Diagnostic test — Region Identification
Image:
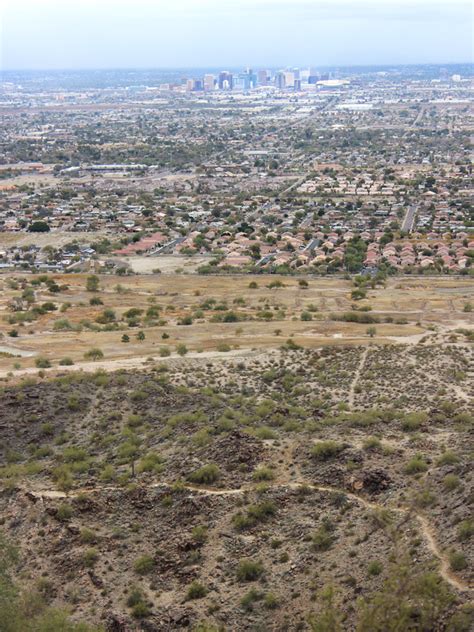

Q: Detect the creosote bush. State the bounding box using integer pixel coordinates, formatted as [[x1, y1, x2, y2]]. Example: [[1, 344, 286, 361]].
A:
[[236, 559, 264, 582], [188, 463, 220, 485]]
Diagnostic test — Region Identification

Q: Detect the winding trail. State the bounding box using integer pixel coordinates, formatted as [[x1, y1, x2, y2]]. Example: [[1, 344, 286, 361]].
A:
[[348, 347, 369, 410], [25, 476, 471, 594]]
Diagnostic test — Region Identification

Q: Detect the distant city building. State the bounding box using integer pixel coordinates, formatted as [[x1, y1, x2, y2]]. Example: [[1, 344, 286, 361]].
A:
[[275, 71, 286, 89], [257, 69, 269, 86], [186, 79, 203, 92], [218, 71, 234, 90], [204, 74, 215, 91], [283, 71, 295, 88]]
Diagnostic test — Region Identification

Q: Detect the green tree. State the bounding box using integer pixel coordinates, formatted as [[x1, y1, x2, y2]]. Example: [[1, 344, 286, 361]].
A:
[[309, 586, 342, 632], [28, 221, 50, 233], [84, 348, 104, 361], [356, 558, 454, 632], [86, 275, 100, 292]]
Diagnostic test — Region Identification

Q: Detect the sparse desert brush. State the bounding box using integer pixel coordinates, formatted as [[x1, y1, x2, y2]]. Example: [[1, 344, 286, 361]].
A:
[[186, 581, 207, 600], [254, 426, 277, 440], [52, 464, 74, 491], [84, 348, 104, 361], [437, 450, 460, 466], [134, 554, 155, 575], [443, 474, 460, 491], [457, 519, 473, 541], [236, 559, 264, 582], [233, 501, 276, 531], [191, 525, 208, 544], [59, 357, 74, 366], [188, 463, 220, 485], [311, 440, 344, 461], [404, 455, 428, 475], [311, 524, 335, 551], [137, 452, 164, 474], [252, 465, 275, 481], [79, 528, 96, 544], [401, 412, 427, 432], [367, 560, 383, 576], [241, 588, 263, 611], [449, 551, 467, 571], [362, 436, 382, 451], [83, 547, 99, 567], [56, 503, 73, 521], [100, 464, 116, 482]]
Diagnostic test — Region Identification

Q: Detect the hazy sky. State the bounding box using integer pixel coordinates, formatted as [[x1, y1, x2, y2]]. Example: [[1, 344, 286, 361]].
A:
[[1, 0, 472, 70]]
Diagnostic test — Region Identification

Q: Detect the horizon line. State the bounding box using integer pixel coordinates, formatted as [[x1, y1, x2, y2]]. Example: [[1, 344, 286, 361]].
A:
[[2, 61, 473, 74]]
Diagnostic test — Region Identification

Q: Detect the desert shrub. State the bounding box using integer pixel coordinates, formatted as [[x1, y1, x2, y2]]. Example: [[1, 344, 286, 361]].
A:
[[233, 501, 277, 531], [79, 528, 96, 544], [311, 441, 344, 461], [264, 592, 280, 609], [67, 396, 80, 411], [188, 463, 220, 485], [191, 525, 208, 544], [311, 524, 335, 551], [176, 344, 188, 356], [56, 503, 73, 521], [449, 551, 467, 571], [59, 357, 74, 366], [308, 586, 342, 631], [443, 474, 460, 491], [414, 488, 437, 508], [62, 446, 88, 462], [134, 555, 155, 575], [362, 437, 381, 451], [241, 588, 262, 611], [404, 455, 428, 474], [401, 412, 427, 432], [367, 560, 383, 576], [437, 450, 459, 466], [84, 348, 104, 361], [137, 452, 163, 474], [53, 318, 74, 331], [356, 559, 454, 631], [457, 520, 473, 541], [100, 464, 116, 482], [254, 426, 277, 440], [83, 548, 99, 567], [35, 357, 51, 369], [252, 466, 275, 481], [186, 581, 207, 600], [236, 559, 264, 582], [52, 464, 73, 491]]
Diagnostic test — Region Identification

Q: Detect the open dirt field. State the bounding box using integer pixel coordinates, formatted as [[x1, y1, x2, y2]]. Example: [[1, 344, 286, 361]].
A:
[[0, 273, 472, 379]]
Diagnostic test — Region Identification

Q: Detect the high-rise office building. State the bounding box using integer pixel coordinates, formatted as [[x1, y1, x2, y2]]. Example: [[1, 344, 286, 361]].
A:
[[239, 68, 257, 90], [218, 71, 234, 90], [204, 74, 215, 91], [258, 70, 269, 86], [283, 71, 295, 88], [275, 71, 286, 89]]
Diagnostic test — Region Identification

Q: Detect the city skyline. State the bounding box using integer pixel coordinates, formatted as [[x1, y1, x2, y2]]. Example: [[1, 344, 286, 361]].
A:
[[1, 0, 472, 70]]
